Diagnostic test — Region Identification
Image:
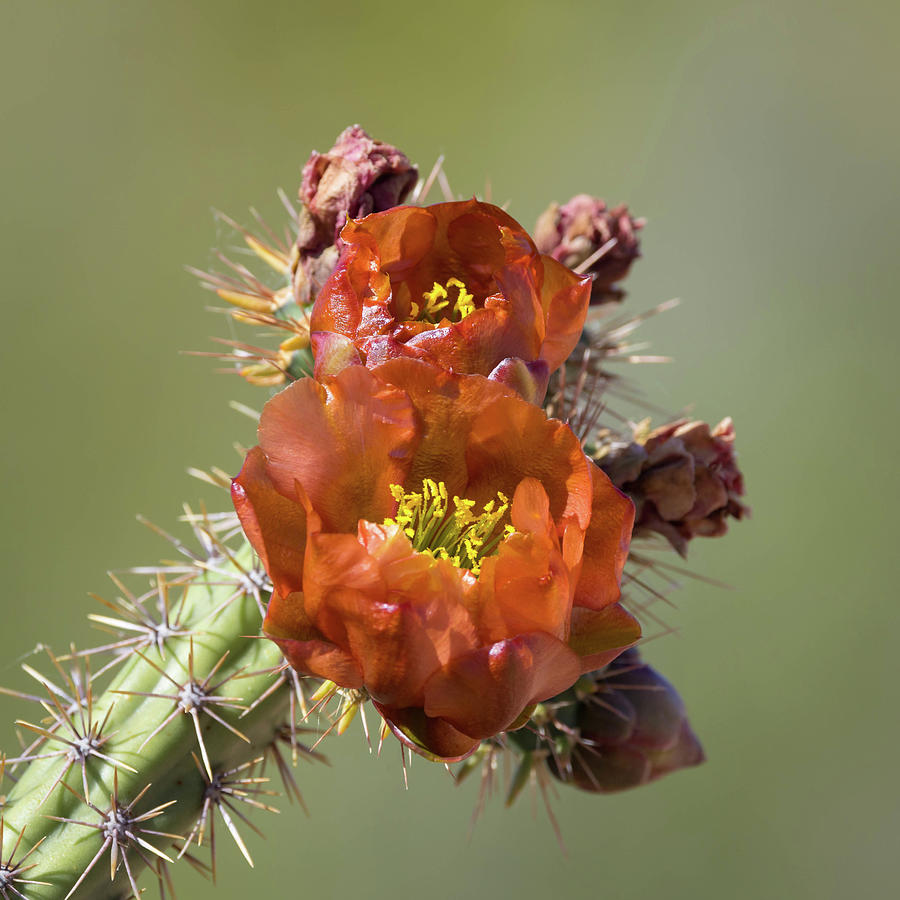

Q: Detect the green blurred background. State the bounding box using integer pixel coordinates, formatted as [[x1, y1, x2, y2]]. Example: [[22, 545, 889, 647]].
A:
[[2, 0, 897, 897]]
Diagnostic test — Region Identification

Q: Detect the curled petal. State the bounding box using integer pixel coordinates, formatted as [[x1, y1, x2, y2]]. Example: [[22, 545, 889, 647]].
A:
[[346, 206, 437, 281], [488, 357, 549, 405], [401, 307, 541, 378], [423, 632, 581, 739], [351, 523, 479, 706], [271, 636, 364, 688], [575, 463, 635, 610], [474, 532, 571, 643], [301, 528, 385, 643], [372, 701, 480, 762], [537, 256, 591, 370], [372, 358, 513, 495], [465, 393, 593, 527], [310, 331, 362, 380], [569, 603, 641, 672], [266, 591, 364, 687], [232, 446, 307, 596]]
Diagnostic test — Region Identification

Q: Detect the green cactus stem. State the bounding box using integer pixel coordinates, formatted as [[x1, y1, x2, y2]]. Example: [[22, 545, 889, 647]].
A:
[[0, 512, 321, 899]]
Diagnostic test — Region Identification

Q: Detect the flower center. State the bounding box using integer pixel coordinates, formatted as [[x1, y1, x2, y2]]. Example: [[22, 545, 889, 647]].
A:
[[384, 478, 514, 574], [408, 278, 475, 324]]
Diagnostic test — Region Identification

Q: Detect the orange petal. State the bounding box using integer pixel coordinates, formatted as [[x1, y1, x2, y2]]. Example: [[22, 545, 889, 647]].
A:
[[232, 446, 307, 596], [487, 357, 549, 404], [469, 479, 572, 642], [465, 392, 594, 528], [575, 463, 635, 610], [401, 307, 541, 377], [345, 205, 437, 275], [301, 529, 385, 642], [309, 238, 381, 336], [475, 531, 572, 643], [264, 589, 318, 642], [258, 367, 418, 533], [372, 701, 480, 762], [310, 331, 362, 379], [343, 598, 466, 709], [569, 603, 641, 672], [537, 255, 591, 372], [371, 358, 510, 495], [263, 590, 364, 686], [351, 522, 480, 707], [423, 632, 581, 739], [509, 476, 554, 538], [271, 636, 363, 688]]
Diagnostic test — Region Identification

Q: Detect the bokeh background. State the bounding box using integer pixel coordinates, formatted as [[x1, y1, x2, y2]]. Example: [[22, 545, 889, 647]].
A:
[[2, 1, 897, 897]]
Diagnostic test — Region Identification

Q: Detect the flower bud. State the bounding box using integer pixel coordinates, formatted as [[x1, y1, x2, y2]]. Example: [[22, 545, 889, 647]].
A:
[[596, 418, 748, 556], [292, 125, 417, 303], [534, 194, 644, 304], [549, 648, 704, 793]]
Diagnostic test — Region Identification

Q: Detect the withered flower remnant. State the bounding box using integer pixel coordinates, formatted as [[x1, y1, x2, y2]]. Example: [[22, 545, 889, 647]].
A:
[[534, 194, 644, 305], [232, 360, 639, 762], [597, 418, 748, 556], [548, 648, 704, 793], [292, 125, 418, 303], [309, 199, 591, 389]]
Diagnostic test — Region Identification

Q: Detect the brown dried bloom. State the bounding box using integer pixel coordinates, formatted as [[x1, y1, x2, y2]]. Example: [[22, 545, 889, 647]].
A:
[[534, 194, 644, 304], [292, 125, 418, 303], [597, 418, 748, 556]]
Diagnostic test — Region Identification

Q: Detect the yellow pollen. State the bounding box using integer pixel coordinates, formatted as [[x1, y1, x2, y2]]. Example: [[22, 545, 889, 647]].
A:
[[384, 480, 514, 574], [411, 278, 476, 324]]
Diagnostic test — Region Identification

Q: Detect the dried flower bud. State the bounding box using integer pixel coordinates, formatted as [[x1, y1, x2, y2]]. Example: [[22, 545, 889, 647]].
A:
[[549, 648, 704, 793], [292, 125, 417, 303], [597, 418, 748, 556], [534, 194, 644, 304]]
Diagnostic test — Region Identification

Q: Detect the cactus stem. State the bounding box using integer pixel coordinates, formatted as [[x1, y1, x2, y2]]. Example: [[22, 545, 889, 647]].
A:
[[0, 508, 317, 897]]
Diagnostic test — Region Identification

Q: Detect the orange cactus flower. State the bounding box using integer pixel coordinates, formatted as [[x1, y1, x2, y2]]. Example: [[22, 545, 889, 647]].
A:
[[308, 199, 591, 394], [232, 360, 638, 761]]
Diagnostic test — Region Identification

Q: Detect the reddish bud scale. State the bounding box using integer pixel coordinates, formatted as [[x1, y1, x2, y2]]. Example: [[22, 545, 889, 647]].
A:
[[534, 194, 644, 305], [598, 418, 748, 556]]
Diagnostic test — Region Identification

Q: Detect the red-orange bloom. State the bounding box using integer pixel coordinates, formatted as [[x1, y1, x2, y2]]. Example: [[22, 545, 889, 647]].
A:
[[232, 360, 638, 761], [309, 200, 591, 390]]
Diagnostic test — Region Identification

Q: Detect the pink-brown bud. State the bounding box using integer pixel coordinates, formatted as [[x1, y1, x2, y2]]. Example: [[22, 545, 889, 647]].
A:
[[550, 648, 704, 793], [597, 418, 748, 556], [534, 194, 644, 304], [292, 125, 418, 303]]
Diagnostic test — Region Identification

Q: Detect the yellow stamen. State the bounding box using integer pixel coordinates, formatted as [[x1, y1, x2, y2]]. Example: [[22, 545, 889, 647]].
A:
[[412, 278, 477, 324], [446, 277, 475, 318], [384, 480, 514, 574]]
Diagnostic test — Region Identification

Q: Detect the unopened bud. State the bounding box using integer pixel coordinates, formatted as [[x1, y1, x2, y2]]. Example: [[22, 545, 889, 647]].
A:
[[549, 648, 704, 793], [534, 194, 644, 304]]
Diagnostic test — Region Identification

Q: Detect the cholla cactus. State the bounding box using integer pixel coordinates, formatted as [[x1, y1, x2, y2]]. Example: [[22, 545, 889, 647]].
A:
[[0, 127, 745, 898]]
